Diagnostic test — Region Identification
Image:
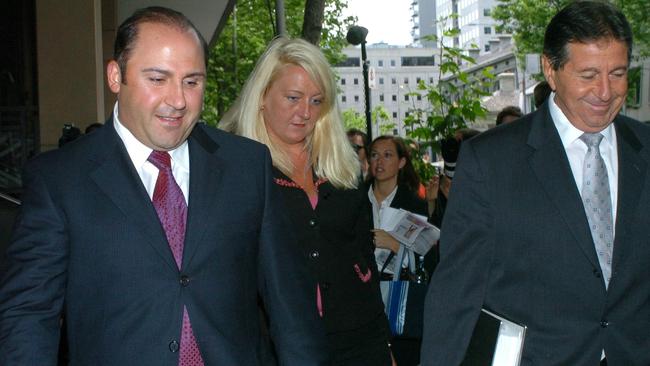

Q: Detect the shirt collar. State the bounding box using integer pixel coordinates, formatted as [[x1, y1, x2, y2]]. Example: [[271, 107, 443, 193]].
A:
[[367, 184, 399, 208], [548, 92, 615, 149], [112, 102, 189, 171]]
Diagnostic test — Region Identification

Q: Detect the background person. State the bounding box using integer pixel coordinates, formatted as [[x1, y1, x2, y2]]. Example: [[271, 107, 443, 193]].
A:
[[366, 135, 432, 366], [0, 7, 327, 365], [347, 128, 369, 179], [223, 37, 392, 366], [421, 2, 650, 365], [534, 80, 553, 109], [495, 105, 523, 126]]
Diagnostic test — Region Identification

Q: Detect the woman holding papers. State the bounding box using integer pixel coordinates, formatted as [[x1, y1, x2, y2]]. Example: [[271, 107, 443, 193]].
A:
[[367, 135, 434, 366], [222, 38, 392, 366]]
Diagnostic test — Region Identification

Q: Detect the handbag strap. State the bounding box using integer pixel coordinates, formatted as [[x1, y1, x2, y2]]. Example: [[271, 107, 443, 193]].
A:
[[388, 246, 417, 281], [380, 252, 396, 275]]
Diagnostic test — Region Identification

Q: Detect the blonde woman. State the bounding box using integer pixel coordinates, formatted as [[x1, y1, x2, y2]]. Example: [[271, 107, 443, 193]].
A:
[[223, 37, 392, 365]]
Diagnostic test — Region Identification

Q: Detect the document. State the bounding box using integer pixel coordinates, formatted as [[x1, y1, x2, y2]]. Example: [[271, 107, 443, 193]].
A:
[[379, 207, 439, 255], [461, 308, 527, 366]]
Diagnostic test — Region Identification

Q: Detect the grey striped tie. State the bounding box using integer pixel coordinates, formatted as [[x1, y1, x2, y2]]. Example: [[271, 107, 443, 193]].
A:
[[580, 133, 613, 288]]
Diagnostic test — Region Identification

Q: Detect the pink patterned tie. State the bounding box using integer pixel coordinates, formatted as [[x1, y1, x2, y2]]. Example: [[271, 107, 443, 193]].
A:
[[148, 151, 204, 366]]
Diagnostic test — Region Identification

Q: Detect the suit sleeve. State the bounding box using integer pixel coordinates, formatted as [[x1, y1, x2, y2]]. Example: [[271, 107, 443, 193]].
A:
[[0, 160, 67, 365], [420, 140, 495, 366], [255, 148, 330, 366]]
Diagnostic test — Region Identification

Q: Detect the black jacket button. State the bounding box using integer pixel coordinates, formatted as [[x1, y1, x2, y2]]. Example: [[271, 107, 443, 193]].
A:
[[593, 269, 602, 278], [600, 320, 609, 328], [169, 340, 179, 352], [308, 218, 318, 227], [309, 250, 320, 259], [321, 282, 330, 290], [180, 275, 190, 287]]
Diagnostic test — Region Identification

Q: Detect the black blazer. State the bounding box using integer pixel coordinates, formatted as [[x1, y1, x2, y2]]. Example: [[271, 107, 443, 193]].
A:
[[421, 104, 650, 365], [273, 169, 390, 349], [0, 119, 329, 365]]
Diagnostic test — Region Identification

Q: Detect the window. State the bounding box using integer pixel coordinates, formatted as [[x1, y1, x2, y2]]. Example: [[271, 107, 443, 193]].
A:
[[429, 77, 434, 84], [416, 77, 421, 83], [379, 94, 384, 102], [483, 8, 491, 16], [341, 95, 347, 103], [391, 77, 397, 85], [354, 78, 359, 85], [378, 60, 384, 67], [403, 77, 409, 84], [417, 95, 422, 101], [484, 27, 492, 35], [392, 95, 397, 102], [485, 44, 490, 52], [334, 57, 360, 67], [404, 95, 409, 101], [341, 78, 346, 85], [390, 60, 396, 67], [379, 77, 384, 85], [401, 56, 436, 66], [392, 112, 398, 119], [354, 95, 360, 102]]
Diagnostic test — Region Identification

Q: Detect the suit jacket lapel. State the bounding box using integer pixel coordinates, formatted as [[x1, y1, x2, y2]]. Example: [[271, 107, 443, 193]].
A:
[[182, 125, 223, 270], [526, 107, 601, 270], [612, 119, 647, 277], [88, 118, 179, 271]]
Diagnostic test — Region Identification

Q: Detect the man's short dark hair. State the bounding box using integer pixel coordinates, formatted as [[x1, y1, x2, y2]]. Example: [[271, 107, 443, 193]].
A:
[[496, 106, 523, 125], [533, 81, 552, 108], [346, 128, 368, 144], [543, 1, 632, 70], [113, 6, 209, 83]]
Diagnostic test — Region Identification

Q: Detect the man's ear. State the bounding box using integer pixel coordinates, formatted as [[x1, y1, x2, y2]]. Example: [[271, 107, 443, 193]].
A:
[[107, 60, 122, 93], [541, 55, 556, 92]]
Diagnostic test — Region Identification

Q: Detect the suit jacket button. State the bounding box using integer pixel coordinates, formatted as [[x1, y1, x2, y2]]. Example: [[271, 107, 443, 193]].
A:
[[309, 218, 318, 227], [593, 269, 602, 278], [600, 320, 609, 328], [309, 250, 320, 259], [321, 282, 330, 290], [169, 340, 179, 353], [180, 275, 190, 287]]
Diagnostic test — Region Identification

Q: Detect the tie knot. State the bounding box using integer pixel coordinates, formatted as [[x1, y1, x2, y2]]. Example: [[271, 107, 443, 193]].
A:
[[580, 133, 604, 148], [148, 150, 172, 170]]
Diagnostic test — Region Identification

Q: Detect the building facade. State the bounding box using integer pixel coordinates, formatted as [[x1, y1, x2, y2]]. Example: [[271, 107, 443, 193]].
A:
[[411, 0, 437, 47], [436, 0, 502, 54], [335, 44, 438, 137]]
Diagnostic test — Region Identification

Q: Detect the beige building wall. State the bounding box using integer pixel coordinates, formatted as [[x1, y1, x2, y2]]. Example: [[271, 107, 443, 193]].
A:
[[36, 0, 109, 150], [34, 0, 232, 151]]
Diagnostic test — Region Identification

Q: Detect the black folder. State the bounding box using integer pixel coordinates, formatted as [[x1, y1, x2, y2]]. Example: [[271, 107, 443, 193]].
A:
[[461, 308, 526, 366]]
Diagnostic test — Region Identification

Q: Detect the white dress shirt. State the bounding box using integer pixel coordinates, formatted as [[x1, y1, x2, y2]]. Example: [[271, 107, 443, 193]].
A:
[[368, 185, 406, 274], [112, 103, 190, 204], [549, 93, 618, 228]]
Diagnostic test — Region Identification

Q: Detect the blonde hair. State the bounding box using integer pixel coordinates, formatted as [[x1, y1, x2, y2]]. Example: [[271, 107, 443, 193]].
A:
[[221, 37, 359, 189]]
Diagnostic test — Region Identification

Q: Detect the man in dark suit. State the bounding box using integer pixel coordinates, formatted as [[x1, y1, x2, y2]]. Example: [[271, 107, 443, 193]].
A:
[[421, 2, 650, 365], [0, 7, 328, 365]]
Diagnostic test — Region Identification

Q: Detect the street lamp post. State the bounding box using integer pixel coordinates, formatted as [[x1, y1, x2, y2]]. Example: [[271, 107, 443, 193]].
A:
[[346, 26, 372, 141]]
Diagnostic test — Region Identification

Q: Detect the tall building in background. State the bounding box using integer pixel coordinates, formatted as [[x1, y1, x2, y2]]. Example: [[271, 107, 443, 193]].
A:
[[411, 0, 436, 47], [335, 44, 438, 137], [436, 0, 501, 54]]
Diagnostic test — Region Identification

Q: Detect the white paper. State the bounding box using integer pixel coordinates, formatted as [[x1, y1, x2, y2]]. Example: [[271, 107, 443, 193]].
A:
[[379, 207, 439, 255]]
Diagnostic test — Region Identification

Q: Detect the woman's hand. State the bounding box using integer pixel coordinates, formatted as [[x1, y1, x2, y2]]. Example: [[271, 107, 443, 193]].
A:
[[425, 175, 440, 202], [372, 229, 401, 253]]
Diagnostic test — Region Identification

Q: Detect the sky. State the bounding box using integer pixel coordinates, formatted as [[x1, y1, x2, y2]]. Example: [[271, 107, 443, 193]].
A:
[[343, 0, 413, 46]]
